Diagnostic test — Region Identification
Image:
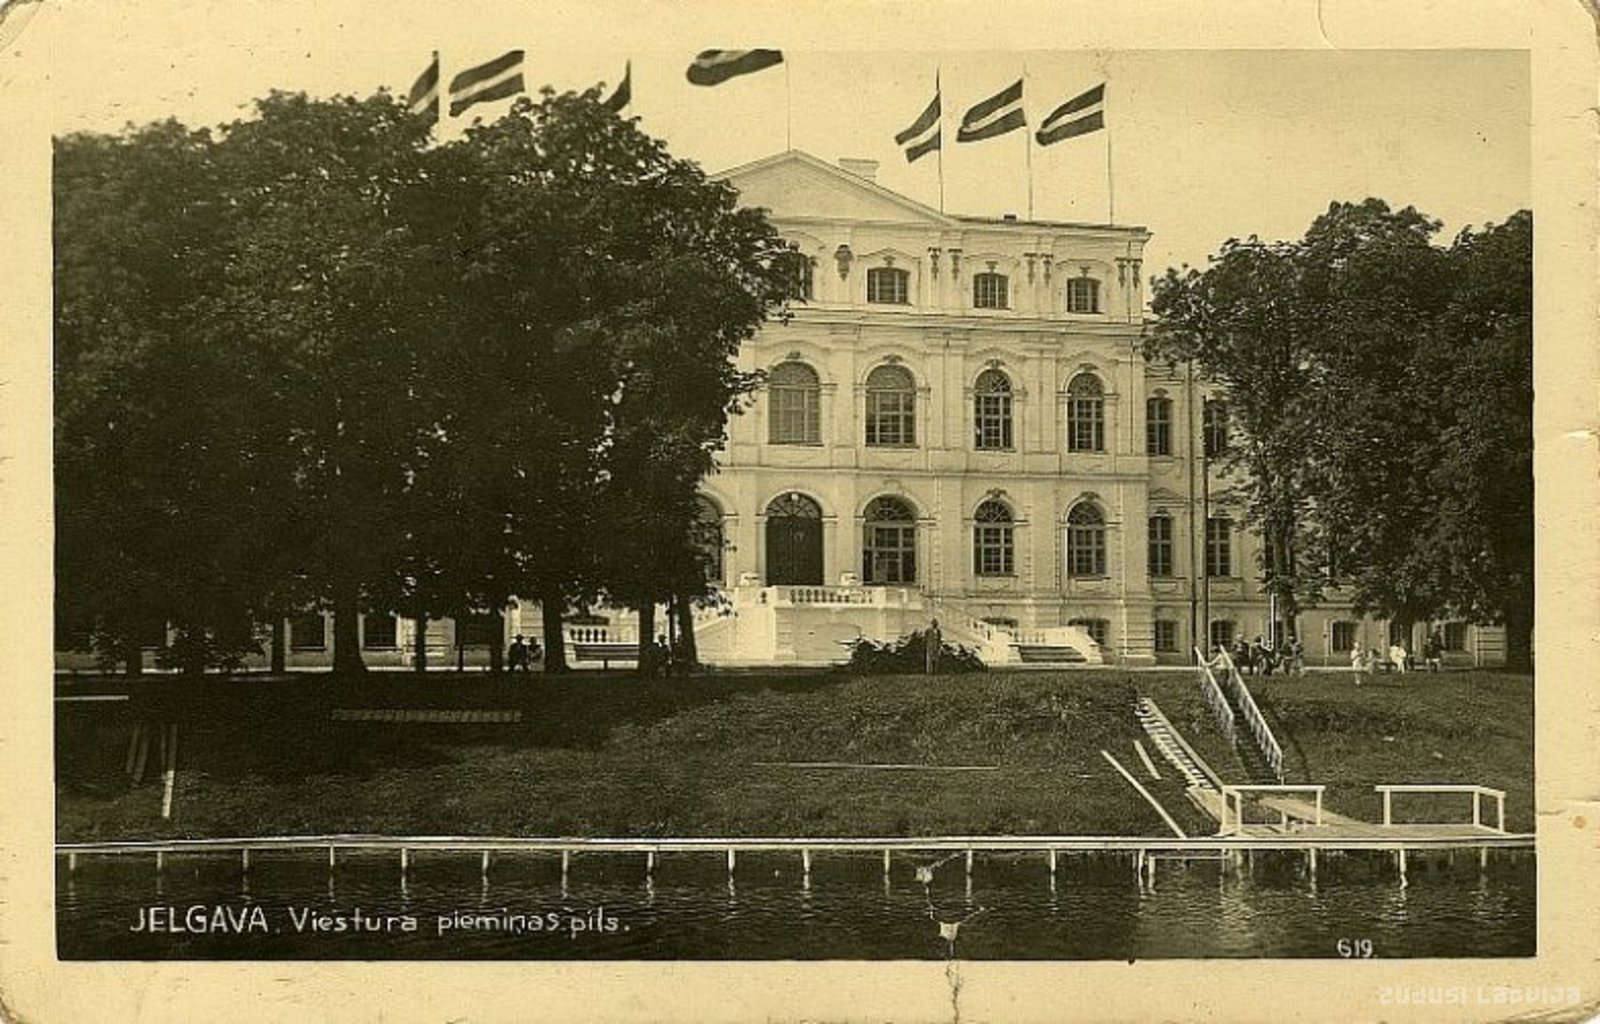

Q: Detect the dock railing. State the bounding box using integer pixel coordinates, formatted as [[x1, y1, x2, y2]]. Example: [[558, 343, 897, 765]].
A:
[[1215, 648, 1285, 781], [1193, 647, 1236, 743], [1218, 784, 1326, 835], [1375, 784, 1507, 833]]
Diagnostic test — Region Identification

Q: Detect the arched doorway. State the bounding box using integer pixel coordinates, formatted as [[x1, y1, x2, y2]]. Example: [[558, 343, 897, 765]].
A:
[[765, 492, 823, 585]]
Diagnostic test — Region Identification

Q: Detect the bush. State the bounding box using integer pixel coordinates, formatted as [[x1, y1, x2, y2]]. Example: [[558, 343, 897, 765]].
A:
[[845, 628, 986, 675]]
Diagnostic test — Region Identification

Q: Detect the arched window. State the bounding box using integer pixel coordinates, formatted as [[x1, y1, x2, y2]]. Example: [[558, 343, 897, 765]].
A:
[[768, 361, 821, 445], [973, 369, 1013, 450], [1147, 512, 1174, 577], [973, 500, 1015, 576], [865, 365, 916, 447], [1146, 396, 1172, 455], [867, 266, 911, 304], [694, 496, 726, 584], [1065, 276, 1101, 314], [862, 496, 917, 584], [1066, 373, 1105, 452], [973, 271, 1009, 309], [1067, 503, 1106, 577]]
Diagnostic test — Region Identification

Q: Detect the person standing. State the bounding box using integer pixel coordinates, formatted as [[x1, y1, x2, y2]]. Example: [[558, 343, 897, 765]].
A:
[[1350, 644, 1367, 686], [925, 618, 942, 675], [508, 635, 529, 674], [1389, 640, 1408, 675], [1424, 630, 1444, 672]]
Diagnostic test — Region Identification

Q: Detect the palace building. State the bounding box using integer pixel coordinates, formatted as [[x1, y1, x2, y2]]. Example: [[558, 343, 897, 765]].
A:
[[681, 150, 1506, 668], [57, 150, 1506, 673]]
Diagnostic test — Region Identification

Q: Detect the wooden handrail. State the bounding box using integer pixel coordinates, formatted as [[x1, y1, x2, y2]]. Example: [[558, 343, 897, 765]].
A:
[[1213, 648, 1285, 781], [1193, 647, 1236, 742]]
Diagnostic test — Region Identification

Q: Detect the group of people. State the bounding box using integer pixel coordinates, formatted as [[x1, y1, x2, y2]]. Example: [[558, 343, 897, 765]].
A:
[[1348, 629, 1446, 683], [1220, 635, 1306, 677], [506, 634, 542, 673]]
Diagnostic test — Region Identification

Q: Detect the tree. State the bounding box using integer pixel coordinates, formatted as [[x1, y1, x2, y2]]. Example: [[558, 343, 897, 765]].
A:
[[428, 90, 796, 672], [1147, 200, 1533, 667]]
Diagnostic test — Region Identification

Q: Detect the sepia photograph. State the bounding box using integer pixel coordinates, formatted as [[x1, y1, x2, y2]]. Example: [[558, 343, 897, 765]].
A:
[[4, 0, 1599, 1020]]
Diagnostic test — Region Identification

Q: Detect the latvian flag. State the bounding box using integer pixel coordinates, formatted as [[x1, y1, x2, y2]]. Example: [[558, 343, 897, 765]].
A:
[[602, 61, 632, 113], [1036, 83, 1105, 146], [894, 81, 941, 163], [407, 52, 440, 127], [449, 50, 526, 117], [686, 49, 783, 86], [956, 79, 1025, 143]]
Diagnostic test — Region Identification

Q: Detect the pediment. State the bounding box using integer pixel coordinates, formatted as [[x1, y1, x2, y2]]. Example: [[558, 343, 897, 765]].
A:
[[718, 151, 954, 228]]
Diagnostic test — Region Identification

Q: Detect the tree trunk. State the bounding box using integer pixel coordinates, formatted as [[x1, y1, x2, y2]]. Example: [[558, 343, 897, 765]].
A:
[[637, 603, 657, 676], [540, 588, 569, 674], [674, 594, 699, 670], [122, 635, 142, 677], [331, 585, 366, 676], [414, 614, 429, 674], [270, 617, 287, 675], [487, 609, 505, 674], [1503, 606, 1533, 673]]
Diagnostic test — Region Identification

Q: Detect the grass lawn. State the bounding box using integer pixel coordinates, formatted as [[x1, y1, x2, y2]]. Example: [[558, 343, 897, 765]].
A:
[[55, 667, 1533, 841]]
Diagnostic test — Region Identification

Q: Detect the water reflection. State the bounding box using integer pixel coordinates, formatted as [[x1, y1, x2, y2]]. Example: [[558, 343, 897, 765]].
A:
[[57, 848, 1535, 960]]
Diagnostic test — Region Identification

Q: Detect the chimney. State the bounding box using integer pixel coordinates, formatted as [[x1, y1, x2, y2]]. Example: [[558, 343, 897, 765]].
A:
[[838, 158, 880, 182]]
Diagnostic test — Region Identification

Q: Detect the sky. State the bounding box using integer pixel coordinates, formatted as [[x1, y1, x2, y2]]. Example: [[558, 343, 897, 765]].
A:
[[31, 3, 1530, 277]]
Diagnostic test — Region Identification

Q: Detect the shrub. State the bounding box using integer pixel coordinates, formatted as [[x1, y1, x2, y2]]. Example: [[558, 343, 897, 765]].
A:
[[845, 628, 986, 675]]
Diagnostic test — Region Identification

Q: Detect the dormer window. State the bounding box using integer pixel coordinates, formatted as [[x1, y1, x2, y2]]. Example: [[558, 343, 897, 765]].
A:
[[867, 267, 910, 305], [1065, 276, 1100, 314], [973, 272, 1009, 309]]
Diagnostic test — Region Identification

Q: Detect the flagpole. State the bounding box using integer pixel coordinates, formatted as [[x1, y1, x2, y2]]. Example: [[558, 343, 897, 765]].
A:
[[1106, 92, 1115, 223], [785, 57, 793, 150], [936, 69, 946, 213], [1023, 65, 1034, 220]]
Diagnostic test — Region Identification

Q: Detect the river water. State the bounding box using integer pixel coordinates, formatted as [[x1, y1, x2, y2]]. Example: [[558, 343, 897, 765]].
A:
[[57, 846, 1534, 959]]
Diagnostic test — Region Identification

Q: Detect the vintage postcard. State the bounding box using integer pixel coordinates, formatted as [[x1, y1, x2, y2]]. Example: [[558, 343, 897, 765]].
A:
[[1, 0, 1597, 1020]]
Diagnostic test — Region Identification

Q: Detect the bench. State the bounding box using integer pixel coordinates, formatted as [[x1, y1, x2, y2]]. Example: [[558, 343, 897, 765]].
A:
[[571, 642, 640, 669]]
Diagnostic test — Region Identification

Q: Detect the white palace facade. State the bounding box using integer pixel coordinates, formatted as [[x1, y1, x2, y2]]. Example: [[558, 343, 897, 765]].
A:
[[58, 151, 1507, 673], [683, 151, 1507, 669]]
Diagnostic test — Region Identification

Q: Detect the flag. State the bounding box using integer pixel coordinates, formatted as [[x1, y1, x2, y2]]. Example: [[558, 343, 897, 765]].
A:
[[956, 79, 1025, 143], [686, 49, 783, 86], [407, 52, 439, 128], [449, 49, 525, 117], [603, 61, 632, 113], [894, 81, 941, 163], [1036, 83, 1106, 146]]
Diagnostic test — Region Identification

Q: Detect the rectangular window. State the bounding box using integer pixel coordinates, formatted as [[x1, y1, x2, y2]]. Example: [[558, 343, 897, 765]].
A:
[[1069, 617, 1109, 648], [1209, 620, 1236, 652], [1153, 620, 1179, 653], [1065, 277, 1100, 314], [974, 395, 1013, 450], [290, 613, 326, 651], [1146, 399, 1172, 456], [769, 387, 820, 444], [973, 273, 1008, 309], [867, 267, 910, 305], [1443, 622, 1468, 651], [1332, 620, 1358, 653], [1148, 515, 1174, 577], [866, 390, 915, 446], [362, 614, 398, 650], [1067, 400, 1104, 452], [800, 258, 815, 300], [1206, 518, 1233, 577], [974, 526, 1014, 576], [1203, 402, 1230, 458]]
